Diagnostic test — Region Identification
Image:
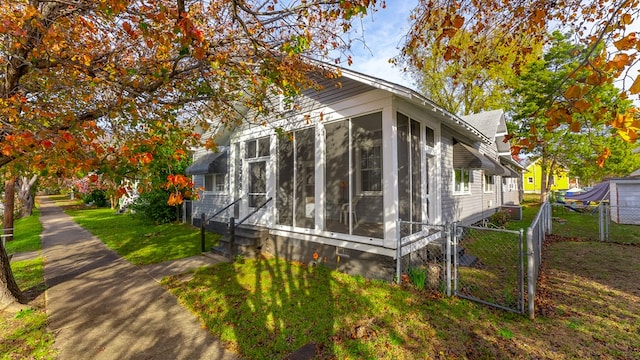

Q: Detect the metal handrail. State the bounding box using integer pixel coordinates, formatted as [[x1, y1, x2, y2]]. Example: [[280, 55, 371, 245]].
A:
[[234, 197, 273, 228], [206, 198, 241, 223]]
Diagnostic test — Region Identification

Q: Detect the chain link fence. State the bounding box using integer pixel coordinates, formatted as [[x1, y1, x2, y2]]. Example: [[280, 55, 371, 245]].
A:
[[453, 223, 525, 314], [604, 205, 640, 243], [395, 221, 449, 293]]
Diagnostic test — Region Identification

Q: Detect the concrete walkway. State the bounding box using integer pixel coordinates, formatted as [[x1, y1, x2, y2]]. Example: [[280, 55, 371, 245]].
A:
[[38, 196, 238, 360]]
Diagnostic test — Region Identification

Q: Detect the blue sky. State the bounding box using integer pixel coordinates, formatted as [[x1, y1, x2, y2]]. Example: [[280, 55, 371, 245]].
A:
[[344, 0, 418, 89]]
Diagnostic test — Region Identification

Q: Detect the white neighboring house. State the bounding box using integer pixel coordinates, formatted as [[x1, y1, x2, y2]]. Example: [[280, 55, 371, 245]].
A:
[[186, 64, 521, 280]]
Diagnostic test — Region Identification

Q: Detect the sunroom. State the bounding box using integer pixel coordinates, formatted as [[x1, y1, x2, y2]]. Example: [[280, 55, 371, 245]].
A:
[[229, 95, 446, 256]]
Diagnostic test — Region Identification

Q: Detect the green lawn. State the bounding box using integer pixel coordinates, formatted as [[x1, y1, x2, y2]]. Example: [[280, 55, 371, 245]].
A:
[[0, 206, 56, 360], [551, 205, 640, 244], [9, 196, 636, 359], [64, 207, 220, 265], [4, 208, 43, 254], [164, 240, 640, 359]]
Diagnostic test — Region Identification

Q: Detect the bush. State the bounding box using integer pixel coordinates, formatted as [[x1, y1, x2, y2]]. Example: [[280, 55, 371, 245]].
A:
[[129, 189, 177, 224], [488, 210, 510, 227], [82, 189, 109, 207]]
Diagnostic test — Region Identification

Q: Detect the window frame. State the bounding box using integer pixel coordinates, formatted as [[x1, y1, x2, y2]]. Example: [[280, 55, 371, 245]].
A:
[[356, 139, 383, 195], [484, 173, 495, 193], [453, 168, 471, 194], [203, 173, 227, 194]]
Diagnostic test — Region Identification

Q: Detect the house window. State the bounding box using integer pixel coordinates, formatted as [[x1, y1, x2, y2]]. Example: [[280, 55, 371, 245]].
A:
[[204, 174, 226, 193], [527, 177, 533, 184], [484, 174, 494, 193], [454, 168, 470, 194], [425, 126, 435, 148], [245, 137, 270, 159], [359, 144, 382, 192], [248, 161, 267, 207]]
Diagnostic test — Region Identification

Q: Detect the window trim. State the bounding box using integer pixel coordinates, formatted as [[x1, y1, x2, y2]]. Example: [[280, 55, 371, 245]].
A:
[[203, 173, 227, 194], [484, 173, 494, 193], [355, 139, 383, 195], [454, 168, 471, 195]]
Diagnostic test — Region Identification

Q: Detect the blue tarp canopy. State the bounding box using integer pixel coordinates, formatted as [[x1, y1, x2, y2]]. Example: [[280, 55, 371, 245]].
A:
[[565, 181, 610, 202]]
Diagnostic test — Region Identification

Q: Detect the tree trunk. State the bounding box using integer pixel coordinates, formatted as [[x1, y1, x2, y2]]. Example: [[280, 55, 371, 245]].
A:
[[16, 175, 38, 218], [3, 178, 15, 242], [0, 244, 26, 312], [0, 176, 26, 312]]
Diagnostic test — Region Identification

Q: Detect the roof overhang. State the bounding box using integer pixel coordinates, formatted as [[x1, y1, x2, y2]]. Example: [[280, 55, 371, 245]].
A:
[[453, 143, 495, 170], [483, 155, 512, 176], [309, 61, 493, 145], [185, 151, 227, 175]]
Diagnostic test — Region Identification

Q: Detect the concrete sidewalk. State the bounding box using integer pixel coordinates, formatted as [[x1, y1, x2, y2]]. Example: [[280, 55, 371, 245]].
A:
[[39, 196, 237, 360]]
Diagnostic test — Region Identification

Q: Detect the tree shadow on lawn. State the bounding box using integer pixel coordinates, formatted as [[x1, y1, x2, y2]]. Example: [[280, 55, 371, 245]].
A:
[[168, 256, 390, 359]]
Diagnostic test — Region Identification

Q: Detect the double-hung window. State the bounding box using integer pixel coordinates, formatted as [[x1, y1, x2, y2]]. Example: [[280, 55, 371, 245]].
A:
[[204, 174, 226, 193], [359, 143, 382, 193], [484, 174, 494, 193], [454, 168, 470, 194]]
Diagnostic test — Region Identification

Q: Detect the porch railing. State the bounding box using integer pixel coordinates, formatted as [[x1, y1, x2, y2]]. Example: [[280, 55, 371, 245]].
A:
[[228, 197, 272, 257], [199, 198, 241, 252]]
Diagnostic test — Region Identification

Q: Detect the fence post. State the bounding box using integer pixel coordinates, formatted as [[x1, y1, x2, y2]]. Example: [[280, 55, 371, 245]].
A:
[[200, 213, 206, 253], [229, 217, 236, 258], [453, 222, 459, 295], [526, 226, 535, 319], [545, 202, 552, 235], [519, 228, 525, 314], [395, 219, 401, 284], [445, 222, 452, 297], [599, 203, 604, 242]]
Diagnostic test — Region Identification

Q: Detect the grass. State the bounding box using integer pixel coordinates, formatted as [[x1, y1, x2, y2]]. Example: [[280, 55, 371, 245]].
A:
[[19, 193, 639, 359], [0, 204, 56, 360], [64, 207, 219, 265], [163, 240, 640, 359], [4, 208, 43, 254], [551, 205, 640, 244]]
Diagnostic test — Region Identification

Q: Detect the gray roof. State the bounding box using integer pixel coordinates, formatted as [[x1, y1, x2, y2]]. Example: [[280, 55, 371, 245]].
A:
[[460, 109, 511, 154], [460, 109, 505, 139], [318, 63, 494, 145], [185, 150, 227, 175]]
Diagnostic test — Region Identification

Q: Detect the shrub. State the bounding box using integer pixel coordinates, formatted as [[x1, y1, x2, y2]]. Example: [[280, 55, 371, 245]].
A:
[[129, 189, 178, 224], [488, 210, 510, 227], [82, 189, 109, 207]]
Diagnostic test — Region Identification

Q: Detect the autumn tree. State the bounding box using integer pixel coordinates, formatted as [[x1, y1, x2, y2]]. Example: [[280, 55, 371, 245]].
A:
[[397, 4, 543, 115], [404, 0, 640, 156], [510, 32, 633, 200], [0, 0, 383, 312]]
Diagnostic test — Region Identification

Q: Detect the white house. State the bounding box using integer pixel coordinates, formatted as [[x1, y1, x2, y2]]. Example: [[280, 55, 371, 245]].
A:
[[186, 64, 521, 280]]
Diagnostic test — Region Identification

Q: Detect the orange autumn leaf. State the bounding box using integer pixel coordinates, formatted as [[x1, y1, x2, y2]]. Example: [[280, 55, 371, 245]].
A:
[[569, 120, 581, 132], [452, 15, 465, 29], [574, 100, 591, 112], [596, 147, 611, 168], [613, 33, 637, 51], [564, 85, 583, 99], [629, 75, 640, 94]]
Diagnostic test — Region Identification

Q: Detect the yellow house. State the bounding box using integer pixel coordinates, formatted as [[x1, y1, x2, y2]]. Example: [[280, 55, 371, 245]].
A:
[[522, 158, 571, 193]]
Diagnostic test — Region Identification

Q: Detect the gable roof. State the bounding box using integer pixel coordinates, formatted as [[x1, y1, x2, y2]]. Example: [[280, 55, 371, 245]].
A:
[[460, 109, 511, 155], [310, 62, 493, 145]]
